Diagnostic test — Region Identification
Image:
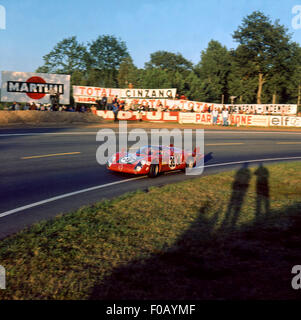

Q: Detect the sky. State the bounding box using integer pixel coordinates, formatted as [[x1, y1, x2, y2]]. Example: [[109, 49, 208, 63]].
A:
[[0, 0, 301, 74]]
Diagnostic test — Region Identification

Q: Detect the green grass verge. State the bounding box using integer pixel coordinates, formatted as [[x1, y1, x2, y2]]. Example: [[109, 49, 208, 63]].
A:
[[0, 162, 301, 300]]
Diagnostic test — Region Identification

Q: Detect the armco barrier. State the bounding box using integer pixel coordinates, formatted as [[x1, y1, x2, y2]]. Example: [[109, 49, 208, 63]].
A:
[[94, 110, 301, 127]]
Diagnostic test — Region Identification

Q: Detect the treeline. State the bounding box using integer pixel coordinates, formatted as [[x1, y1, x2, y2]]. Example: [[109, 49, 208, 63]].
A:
[[37, 11, 301, 104]]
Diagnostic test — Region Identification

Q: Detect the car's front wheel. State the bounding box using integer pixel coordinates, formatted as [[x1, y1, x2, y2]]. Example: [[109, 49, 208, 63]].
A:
[[148, 164, 159, 178]]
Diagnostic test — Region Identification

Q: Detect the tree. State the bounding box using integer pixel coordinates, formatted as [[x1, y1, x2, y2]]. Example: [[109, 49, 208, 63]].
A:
[[117, 56, 139, 88], [36, 36, 88, 75], [283, 44, 301, 104], [143, 51, 194, 96], [228, 47, 258, 103], [140, 68, 171, 89], [145, 51, 193, 73], [184, 71, 203, 101], [89, 35, 129, 70], [195, 40, 231, 103], [233, 11, 294, 104], [88, 35, 129, 87]]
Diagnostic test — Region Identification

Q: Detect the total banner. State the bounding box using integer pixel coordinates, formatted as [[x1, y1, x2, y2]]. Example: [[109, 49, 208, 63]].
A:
[[125, 98, 223, 112], [1, 71, 70, 104], [73, 86, 121, 103]]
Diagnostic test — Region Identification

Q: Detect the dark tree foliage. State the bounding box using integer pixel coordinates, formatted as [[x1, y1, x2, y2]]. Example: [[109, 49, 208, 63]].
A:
[[196, 40, 231, 103], [145, 51, 193, 73], [36, 13, 301, 104], [36, 36, 89, 75], [232, 11, 296, 104]]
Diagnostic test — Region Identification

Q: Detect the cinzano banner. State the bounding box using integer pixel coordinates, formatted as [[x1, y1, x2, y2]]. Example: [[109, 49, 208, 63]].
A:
[[121, 88, 177, 99]]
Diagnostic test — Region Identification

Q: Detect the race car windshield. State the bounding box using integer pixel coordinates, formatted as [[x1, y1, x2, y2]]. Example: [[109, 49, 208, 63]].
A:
[[136, 146, 155, 156]]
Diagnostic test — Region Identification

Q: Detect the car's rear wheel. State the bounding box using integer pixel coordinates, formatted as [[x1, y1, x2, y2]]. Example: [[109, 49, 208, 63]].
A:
[[148, 164, 159, 178]]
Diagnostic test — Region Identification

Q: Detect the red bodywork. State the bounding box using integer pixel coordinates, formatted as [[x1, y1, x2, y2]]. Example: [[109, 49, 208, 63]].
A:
[[107, 145, 203, 176]]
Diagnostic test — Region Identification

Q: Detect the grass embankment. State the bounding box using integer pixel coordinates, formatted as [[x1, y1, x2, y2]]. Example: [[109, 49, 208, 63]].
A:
[[0, 162, 301, 300], [0, 111, 104, 126]]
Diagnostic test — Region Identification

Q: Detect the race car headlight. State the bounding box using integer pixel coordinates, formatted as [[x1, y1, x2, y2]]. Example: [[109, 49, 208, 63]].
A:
[[110, 155, 116, 163], [107, 155, 116, 167], [135, 161, 144, 172]]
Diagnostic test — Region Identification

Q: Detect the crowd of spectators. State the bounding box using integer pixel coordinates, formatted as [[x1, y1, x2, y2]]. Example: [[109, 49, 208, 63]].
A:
[[2, 101, 92, 113], [2, 94, 294, 123]]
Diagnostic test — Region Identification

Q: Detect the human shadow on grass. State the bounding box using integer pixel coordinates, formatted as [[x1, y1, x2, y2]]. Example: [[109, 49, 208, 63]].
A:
[[221, 163, 251, 229], [254, 163, 270, 221], [90, 167, 301, 300]]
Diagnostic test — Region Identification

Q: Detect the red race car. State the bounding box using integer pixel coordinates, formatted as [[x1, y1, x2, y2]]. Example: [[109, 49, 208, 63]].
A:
[[107, 145, 202, 178]]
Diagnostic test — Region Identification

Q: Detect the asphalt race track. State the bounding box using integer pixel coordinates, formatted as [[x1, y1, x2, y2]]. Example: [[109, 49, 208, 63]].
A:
[[0, 126, 301, 239]]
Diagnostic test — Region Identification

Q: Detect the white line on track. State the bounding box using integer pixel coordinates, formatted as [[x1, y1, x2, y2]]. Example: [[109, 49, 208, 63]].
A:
[[205, 131, 301, 135], [203, 156, 301, 168], [0, 176, 146, 219], [0, 155, 301, 219], [1, 130, 301, 137]]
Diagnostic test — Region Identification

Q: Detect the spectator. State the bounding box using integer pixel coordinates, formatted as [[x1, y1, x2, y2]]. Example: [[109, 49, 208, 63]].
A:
[[137, 104, 145, 121], [30, 102, 37, 111], [113, 96, 118, 104], [212, 108, 219, 125], [112, 103, 119, 122], [101, 95, 108, 109], [9, 102, 19, 110], [222, 108, 229, 126], [49, 87, 57, 108], [107, 95, 113, 109]]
